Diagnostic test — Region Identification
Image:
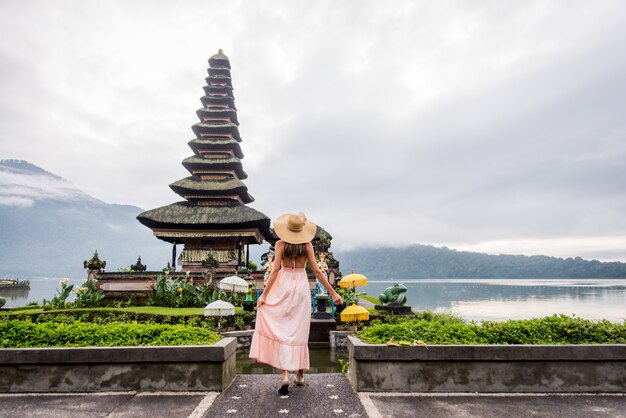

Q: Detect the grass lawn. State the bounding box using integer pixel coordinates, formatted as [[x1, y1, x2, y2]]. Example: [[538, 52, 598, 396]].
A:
[[1, 306, 245, 316], [0, 308, 44, 315], [360, 295, 381, 305]]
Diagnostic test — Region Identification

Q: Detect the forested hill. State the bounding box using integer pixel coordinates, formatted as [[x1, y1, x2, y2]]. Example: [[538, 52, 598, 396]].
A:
[[334, 244, 626, 280]]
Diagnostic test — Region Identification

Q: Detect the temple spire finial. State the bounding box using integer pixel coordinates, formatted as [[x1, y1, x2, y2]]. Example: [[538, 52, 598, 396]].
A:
[[218, 48, 223, 54]]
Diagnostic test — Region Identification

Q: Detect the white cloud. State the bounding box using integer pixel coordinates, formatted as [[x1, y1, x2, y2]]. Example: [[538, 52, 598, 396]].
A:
[[0, 196, 34, 207], [0, 169, 93, 202], [440, 236, 626, 263], [0, 0, 625, 260]]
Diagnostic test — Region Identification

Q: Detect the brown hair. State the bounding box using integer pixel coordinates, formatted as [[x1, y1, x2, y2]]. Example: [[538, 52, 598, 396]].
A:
[[283, 242, 307, 258]]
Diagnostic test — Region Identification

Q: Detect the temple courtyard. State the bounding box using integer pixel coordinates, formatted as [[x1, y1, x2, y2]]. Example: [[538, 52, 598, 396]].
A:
[[1, 374, 624, 418]]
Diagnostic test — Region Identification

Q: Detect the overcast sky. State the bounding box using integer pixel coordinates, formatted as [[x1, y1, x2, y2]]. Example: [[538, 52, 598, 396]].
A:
[[1, 0, 625, 261]]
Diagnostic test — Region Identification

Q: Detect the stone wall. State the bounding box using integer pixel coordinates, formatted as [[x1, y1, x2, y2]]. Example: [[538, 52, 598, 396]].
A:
[[329, 330, 354, 350], [221, 330, 254, 349], [0, 338, 237, 393], [347, 336, 626, 393], [221, 329, 353, 350]]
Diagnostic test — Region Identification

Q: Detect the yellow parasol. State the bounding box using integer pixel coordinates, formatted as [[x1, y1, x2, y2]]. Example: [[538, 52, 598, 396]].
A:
[[339, 270, 368, 305], [340, 303, 370, 323], [339, 271, 368, 288]]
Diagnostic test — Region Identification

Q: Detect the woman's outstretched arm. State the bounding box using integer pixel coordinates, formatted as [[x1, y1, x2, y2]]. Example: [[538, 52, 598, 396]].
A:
[[307, 243, 343, 305], [258, 241, 284, 306]]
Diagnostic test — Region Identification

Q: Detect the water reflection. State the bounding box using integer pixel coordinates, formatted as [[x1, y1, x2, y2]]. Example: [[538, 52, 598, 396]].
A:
[[236, 348, 348, 375], [366, 279, 626, 322], [452, 294, 626, 322], [0, 286, 30, 301]]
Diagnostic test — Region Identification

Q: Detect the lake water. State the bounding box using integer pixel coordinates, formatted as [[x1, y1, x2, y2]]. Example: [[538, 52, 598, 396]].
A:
[[2, 277, 625, 323], [366, 279, 626, 322], [0, 277, 85, 308]]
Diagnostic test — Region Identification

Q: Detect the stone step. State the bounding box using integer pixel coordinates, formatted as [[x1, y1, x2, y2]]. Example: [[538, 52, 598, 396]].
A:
[[203, 373, 367, 418]]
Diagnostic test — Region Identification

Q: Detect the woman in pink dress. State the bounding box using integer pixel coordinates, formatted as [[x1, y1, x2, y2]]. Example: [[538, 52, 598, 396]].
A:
[[249, 212, 343, 394]]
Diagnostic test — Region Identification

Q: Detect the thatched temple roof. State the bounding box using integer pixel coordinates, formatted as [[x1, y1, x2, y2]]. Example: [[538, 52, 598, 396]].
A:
[[137, 202, 270, 243], [181, 156, 247, 179], [138, 49, 271, 245], [169, 176, 253, 203], [187, 138, 243, 158], [196, 108, 239, 125]]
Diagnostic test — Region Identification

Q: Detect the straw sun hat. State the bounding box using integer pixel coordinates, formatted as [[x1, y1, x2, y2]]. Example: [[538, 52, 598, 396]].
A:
[[273, 212, 317, 244]]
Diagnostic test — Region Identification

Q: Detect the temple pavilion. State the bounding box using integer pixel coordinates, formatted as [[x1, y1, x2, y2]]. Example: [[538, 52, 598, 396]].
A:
[[137, 50, 271, 274]]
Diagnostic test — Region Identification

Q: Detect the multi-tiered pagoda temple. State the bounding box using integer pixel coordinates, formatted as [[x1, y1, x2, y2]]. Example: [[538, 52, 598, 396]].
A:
[[138, 50, 270, 274]]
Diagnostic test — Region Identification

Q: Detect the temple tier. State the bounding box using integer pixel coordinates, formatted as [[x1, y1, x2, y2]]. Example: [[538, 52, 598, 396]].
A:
[[137, 50, 270, 274]]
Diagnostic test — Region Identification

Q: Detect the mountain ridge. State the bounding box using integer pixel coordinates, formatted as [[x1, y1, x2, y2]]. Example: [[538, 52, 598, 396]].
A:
[[334, 244, 626, 280], [0, 159, 61, 178], [0, 159, 170, 278]]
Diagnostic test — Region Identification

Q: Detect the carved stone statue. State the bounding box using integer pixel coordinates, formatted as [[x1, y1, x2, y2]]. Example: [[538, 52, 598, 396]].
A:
[[379, 283, 408, 306], [84, 250, 106, 281], [129, 256, 147, 272], [316, 252, 329, 295], [263, 251, 274, 286]]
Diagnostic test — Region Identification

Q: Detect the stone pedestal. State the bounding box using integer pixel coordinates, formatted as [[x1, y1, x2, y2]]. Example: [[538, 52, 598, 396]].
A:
[[374, 305, 412, 315], [313, 296, 332, 319], [308, 319, 337, 343], [312, 311, 333, 319]]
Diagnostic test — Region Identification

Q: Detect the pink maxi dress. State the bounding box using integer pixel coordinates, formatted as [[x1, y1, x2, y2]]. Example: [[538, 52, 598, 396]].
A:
[[249, 264, 312, 371]]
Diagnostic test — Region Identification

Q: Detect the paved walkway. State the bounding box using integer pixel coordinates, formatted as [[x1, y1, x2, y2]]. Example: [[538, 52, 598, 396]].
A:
[[203, 373, 367, 417], [0, 392, 216, 418], [1, 376, 625, 417], [357, 298, 375, 309], [361, 393, 626, 418]]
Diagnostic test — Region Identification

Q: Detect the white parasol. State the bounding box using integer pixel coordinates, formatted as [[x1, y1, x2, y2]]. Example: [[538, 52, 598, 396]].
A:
[[204, 299, 236, 317], [218, 275, 249, 294], [204, 299, 236, 331]]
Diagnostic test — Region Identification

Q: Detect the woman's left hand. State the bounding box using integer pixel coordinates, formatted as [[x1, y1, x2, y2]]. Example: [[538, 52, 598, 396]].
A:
[[257, 297, 266, 307], [332, 293, 343, 306]]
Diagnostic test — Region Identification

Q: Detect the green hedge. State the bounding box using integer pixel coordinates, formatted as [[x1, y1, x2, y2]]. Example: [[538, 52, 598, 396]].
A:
[[0, 308, 255, 330], [0, 320, 221, 348], [358, 314, 626, 345]]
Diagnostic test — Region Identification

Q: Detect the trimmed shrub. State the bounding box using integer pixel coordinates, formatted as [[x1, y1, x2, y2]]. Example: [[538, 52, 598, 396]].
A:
[[0, 320, 221, 348], [358, 314, 626, 345], [0, 308, 255, 330]]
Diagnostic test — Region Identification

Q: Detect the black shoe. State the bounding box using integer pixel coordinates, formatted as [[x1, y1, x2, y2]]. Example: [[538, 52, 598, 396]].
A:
[[278, 378, 289, 394]]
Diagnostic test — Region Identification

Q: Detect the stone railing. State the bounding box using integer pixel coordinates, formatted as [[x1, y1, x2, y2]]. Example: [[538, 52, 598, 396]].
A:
[[0, 338, 236, 393], [347, 336, 626, 393]]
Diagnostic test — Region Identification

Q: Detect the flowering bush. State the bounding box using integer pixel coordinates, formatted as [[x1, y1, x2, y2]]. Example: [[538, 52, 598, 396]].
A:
[[73, 279, 104, 308], [43, 278, 73, 310], [147, 274, 233, 308]]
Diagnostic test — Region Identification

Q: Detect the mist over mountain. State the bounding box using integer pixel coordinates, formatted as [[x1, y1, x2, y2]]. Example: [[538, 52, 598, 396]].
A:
[[335, 244, 626, 280], [2, 160, 625, 280], [0, 160, 170, 278]]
